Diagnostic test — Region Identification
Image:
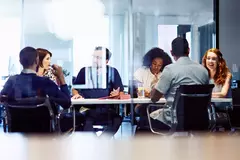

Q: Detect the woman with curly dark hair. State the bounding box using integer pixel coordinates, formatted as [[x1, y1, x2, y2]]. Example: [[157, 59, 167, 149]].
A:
[[202, 48, 232, 98], [134, 48, 172, 134], [134, 47, 172, 97]]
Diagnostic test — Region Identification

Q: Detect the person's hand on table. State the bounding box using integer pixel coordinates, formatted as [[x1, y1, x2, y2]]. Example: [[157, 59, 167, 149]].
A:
[[144, 90, 150, 98], [110, 87, 120, 98], [71, 93, 84, 99]]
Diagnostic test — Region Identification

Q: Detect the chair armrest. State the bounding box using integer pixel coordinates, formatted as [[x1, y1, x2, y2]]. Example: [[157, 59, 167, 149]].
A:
[[146, 104, 169, 135], [57, 105, 76, 133]]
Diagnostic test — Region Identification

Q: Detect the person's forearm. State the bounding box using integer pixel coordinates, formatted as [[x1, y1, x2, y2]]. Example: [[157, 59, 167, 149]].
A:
[[58, 77, 66, 85], [150, 88, 163, 103], [212, 92, 226, 98], [72, 88, 79, 96]]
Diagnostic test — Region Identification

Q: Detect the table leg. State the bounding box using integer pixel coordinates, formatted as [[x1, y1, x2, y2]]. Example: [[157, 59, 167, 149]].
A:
[[131, 104, 134, 126]]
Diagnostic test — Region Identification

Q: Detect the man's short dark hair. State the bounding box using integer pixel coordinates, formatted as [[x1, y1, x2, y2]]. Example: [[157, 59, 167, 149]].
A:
[[19, 47, 38, 68], [95, 46, 112, 60], [171, 37, 189, 57]]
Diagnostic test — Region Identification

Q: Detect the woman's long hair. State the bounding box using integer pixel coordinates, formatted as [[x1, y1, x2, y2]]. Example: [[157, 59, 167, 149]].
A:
[[36, 48, 52, 73], [202, 48, 229, 85]]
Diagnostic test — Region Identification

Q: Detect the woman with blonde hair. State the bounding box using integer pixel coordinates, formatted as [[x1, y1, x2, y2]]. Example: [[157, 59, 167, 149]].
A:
[[202, 48, 232, 97]]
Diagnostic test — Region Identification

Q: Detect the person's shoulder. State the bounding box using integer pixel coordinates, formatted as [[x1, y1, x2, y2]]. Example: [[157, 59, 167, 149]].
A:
[[135, 67, 149, 73], [79, 67, 87, 72], [107, 65, 115, 69], [7, 74, 18, 80], [189, 60, 207, 70], [194, 63, 208, 75], [34, 75, 54, 84], [163, 63, 176, 70], [227, 71, 232, 78], [41, 77, 58, 88], [7, 74, 26, 82], [76, 67, 88, 76], [107, 65, 119, 72]]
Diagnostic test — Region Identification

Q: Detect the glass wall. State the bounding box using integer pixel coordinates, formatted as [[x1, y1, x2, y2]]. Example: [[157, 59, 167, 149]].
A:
[[0, 0, 216, 92], [0, 0, 22, 89], [132, 0, 215, 67]]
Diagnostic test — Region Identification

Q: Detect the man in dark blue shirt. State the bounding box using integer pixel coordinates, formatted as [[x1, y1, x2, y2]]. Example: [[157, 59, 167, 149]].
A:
[[1, 47, 83, 132], [1, 47, 71, 109], [72, 46, 123, 137]]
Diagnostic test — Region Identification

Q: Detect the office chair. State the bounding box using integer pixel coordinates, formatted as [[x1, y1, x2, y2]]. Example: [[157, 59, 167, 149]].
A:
[[209, 89, 232, 132], [228, 88, 240, 132], [147, 84, 214, 136], [2, 97, 57, 133]]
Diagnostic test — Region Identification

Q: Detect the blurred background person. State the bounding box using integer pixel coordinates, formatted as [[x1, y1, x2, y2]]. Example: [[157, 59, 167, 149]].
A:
[[72, 46, 123, 137]]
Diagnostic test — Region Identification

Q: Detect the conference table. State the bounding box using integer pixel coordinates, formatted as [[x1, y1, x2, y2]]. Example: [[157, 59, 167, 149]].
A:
[[1, 133, 240, 160], [71, 97, 232, 105], [71, 98, 232, 126]]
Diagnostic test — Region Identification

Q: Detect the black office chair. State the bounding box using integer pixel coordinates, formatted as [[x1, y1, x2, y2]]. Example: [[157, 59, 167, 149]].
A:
[[147, 84, 214, 135], [237, 80, 240, 88], [2, 97, 57, 133], [209, 88, 232, 132], [228, 88, 240, 132]]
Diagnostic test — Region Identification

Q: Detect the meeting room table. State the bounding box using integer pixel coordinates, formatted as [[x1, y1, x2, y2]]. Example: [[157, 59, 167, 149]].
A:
[[71, 97, 232, 105], [71, 97, 232, 126]]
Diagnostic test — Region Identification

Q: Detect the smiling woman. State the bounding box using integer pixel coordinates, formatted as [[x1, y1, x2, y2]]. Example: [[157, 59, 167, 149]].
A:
[[202, 48, 232, 98]]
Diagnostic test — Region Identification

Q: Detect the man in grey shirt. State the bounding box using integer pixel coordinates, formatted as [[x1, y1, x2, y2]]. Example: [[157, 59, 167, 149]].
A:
[[150, 37, 209, 128]]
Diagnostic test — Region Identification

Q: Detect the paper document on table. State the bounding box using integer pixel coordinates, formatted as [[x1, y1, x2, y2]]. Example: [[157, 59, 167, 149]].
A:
[[98, 95, 118, 99]]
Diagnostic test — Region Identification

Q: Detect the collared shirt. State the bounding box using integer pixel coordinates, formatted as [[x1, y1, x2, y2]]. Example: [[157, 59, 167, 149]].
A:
[[74, 65, 124, 98], [152, 57, 209, 126], [22, 69, 36, 74], [155, 57, 209, 102]]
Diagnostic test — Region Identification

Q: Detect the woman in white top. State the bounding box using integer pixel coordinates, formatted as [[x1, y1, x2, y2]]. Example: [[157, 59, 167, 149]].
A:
[[134, 48, 172, 132], [134, 47, 172, 97]]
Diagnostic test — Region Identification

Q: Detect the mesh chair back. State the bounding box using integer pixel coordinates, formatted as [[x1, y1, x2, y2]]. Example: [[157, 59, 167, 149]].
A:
[[228, 88, 240, 128], [172, 84, 214, 131], [4, 97, 54, 133]]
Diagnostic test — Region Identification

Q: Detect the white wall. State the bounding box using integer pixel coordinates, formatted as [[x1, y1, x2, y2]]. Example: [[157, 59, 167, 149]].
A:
[[219, 0, 240, 80]]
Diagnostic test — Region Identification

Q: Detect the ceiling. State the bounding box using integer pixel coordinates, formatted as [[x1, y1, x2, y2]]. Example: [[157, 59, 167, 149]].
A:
[[101, 0, 213, 16], [0, 0, 214, 34], [0, 0, 213, 17]]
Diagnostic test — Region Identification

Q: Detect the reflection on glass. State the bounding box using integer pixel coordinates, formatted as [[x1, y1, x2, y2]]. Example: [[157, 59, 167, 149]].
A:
[[0, 0, 216, 103]]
